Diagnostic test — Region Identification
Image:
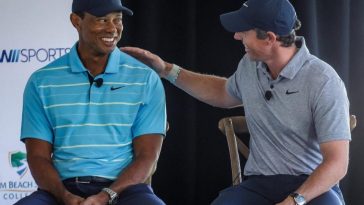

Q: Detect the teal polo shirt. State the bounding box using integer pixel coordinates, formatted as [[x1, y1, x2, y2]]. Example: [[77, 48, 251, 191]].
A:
[[21, 44, 167, 180]]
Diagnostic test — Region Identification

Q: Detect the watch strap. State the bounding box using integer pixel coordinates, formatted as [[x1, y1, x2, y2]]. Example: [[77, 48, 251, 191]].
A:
[[102, 187, 118, 205], [165, 64, 181, 83]]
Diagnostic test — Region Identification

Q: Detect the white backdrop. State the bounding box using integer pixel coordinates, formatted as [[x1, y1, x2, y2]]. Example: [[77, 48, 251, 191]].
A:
[[0, 1, 77, 204]]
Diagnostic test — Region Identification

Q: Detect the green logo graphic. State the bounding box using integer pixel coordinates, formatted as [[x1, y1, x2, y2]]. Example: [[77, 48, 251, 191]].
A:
[[9, 151, 28, 178]]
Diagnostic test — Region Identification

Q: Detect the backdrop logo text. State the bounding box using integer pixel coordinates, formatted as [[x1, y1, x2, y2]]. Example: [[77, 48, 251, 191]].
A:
[[0, 48, 70, 64]]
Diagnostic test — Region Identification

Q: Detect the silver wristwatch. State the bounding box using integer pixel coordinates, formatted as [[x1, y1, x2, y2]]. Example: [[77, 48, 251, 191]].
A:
[[290, 192, 306, 205], [102, 187, 118, 205]]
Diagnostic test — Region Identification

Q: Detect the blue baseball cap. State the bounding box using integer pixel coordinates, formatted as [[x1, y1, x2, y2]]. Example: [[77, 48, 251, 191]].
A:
[[220, 0, 296, 36], [72, 0, 133, 17]]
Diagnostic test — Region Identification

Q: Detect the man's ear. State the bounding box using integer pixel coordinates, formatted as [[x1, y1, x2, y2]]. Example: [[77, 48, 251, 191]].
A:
[[266, 31, 278, 45], [70, 13, 82, 30]]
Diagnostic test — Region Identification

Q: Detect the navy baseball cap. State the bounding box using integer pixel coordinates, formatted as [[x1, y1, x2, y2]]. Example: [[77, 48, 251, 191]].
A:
[[220, 0, 296, 36], [72, 0, 133, 17]]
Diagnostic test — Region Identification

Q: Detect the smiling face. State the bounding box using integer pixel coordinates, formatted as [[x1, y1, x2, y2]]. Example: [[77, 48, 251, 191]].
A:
[[233, 29, 271, 61], [71, 12, 123, 57]]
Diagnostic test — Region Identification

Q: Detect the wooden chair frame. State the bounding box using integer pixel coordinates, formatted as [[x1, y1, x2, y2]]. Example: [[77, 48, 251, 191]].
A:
[[218, 115, 357, 185]]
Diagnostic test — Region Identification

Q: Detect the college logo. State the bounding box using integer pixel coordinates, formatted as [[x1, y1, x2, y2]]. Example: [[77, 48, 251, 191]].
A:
[[0, 48, 70, 64], [0, 151, 37, 202], [8, 151, 28, 178]]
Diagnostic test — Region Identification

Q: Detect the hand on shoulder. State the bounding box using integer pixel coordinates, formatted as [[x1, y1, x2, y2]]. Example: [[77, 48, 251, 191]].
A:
[[121, 46, 170, 77]]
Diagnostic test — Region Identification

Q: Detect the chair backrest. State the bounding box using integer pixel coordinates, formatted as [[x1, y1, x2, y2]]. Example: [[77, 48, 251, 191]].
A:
[[218, 115, 357, 186], [144, 122, 170, 185]]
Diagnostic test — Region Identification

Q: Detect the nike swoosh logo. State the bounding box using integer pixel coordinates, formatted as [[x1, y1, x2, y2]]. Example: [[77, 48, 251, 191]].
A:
[[110, 86, 126, 91], [286, 90, 299, 95]]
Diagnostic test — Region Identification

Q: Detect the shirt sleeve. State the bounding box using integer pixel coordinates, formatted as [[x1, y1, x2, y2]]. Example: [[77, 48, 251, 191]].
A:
[[20, 73, 54, 143], [132, 70, 167, 138], [313, 77, 351, 143]]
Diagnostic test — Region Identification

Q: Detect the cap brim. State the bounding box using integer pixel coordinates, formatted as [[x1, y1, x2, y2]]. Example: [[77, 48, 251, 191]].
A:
[[88, 5, 133, 17], [220, 8, 253, 33], [121, 6, 133, 16]]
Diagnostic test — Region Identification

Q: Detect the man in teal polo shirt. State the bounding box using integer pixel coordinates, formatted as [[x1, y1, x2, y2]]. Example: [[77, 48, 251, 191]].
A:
[[122, 0, 351, 204], [15, 0, 166, 205]]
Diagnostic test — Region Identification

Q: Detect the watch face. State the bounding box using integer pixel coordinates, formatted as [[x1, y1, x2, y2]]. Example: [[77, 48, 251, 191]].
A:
[[294, 194, 306, 205]]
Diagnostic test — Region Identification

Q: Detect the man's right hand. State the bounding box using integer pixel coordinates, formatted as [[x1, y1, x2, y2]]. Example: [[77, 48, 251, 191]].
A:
[[61, 190, 84, 205], [121, 47, 172, 78]]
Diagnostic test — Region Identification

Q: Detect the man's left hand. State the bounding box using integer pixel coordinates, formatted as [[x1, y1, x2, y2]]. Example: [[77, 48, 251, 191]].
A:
[[80, 191, 109, 205]]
